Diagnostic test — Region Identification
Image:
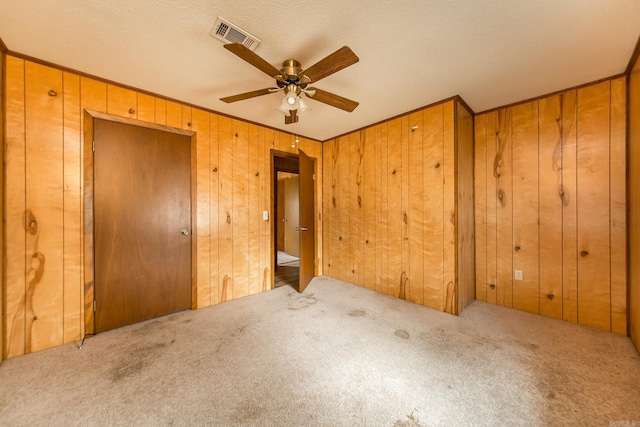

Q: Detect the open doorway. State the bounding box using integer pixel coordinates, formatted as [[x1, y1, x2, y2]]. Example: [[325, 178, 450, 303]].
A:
[[275, 171, 300, 288]]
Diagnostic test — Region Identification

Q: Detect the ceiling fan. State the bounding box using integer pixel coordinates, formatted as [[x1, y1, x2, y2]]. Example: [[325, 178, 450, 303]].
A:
[[220, 43, 360, 124]]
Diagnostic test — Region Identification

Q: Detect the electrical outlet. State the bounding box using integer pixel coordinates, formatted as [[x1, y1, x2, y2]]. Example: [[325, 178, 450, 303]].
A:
[[514, 270, 523, 281], [262, 211, 269, 221]]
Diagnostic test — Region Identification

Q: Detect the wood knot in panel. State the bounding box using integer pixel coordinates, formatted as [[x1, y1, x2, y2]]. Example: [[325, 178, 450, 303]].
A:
[[358, 195, 362, 207], [514, 245, 521, 252], [187, 122, 192, 127], [25, 210, 38, 235], [128, 108, 135, 114], [580, 250, 589, 257], [391, 169, 396, 175], [403, 212, 408, 224], [48, 90, 57, 97], [212, 167, 218, 172], [226, 213, 231, 224], [338, 236, 342, 241], [365, 240, 369, 244], [497, 189, 506, 207], [546, 294, 555, 300], [255, 172, 259, 177], [435, 162, 440, 168], [332, 197, 336, 208], [490, 284, 496, 290]]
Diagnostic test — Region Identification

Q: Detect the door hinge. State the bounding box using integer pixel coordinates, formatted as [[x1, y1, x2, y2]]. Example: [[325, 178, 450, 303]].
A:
[[93, 300, 97, 312], [92, 140, 95, 152]]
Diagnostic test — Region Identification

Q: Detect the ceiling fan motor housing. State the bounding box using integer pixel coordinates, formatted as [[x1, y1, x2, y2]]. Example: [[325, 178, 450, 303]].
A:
[[280, 59, 303, 83]]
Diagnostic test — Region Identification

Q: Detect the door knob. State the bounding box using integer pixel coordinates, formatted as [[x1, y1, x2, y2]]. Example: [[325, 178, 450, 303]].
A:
[[296, 227, 308, 231], [181, 229, 190, 235]]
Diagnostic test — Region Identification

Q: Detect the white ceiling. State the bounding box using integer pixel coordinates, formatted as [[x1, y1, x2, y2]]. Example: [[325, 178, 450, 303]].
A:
[[1, 0, 638, 141]]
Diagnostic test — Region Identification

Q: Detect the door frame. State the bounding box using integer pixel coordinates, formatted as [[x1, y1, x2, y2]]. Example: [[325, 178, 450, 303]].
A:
[[82, 110, 197, 335]]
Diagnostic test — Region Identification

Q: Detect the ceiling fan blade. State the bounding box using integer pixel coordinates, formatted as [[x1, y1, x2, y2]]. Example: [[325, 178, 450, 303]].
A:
[[306, 88, 359, 112], [300, 46, 359, 84], [223, 43, 283, 79], [285, 109, 299, 124], [220, 88, 277, 103]]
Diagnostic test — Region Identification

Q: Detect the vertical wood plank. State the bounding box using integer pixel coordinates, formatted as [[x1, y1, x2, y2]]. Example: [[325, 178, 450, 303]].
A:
[[408, 111, 424, 304], [349, 132, 362, 286], [610, 77, 627, 335], [166, 101, 182, 128], [249, 124, 262, 295], [495, 108, 513, 307], [137, 92, 155, 123], [363, 128, 376, 291], [25, 61, 64, 352], [192, 108, 211, 308], [181, 105, 192, 131], [232, 120, 250, 298], [474, 114, 488, 302], [209, 113, 220, 304], [629, 56, 640, 350], [218, 116, 233, 302], [400, 116, 410, 300], [379, 123, 389, 295], [155, 98, 167, 125], [511, 101, 539, 314], [80, 77, 107, 113], [0, 50, 4, 361], [263, 128, 274, 291], [387, 118, 402, 298], [5, 56, 27, 358], [576, 81, 611, 331], [338, 136, 350, 283], [106, 85, 136, 119], [62, 72, 82, 343], [538, 95, 564, 319], [373, 126, 383, 293], [561, 91, 579, 323], [314, 141, 323, 276], [443, 101, 456, 314], [485, 112, 498, 305], [323, 139, 334, 277], [423, 105, 444, 310]]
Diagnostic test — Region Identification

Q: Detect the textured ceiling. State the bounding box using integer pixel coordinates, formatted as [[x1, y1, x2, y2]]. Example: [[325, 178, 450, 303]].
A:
[[1, 0, 639, 141]]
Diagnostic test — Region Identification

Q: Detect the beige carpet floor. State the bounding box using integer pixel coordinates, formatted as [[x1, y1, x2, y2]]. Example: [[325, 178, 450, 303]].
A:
[[1, 276, 639, 426]]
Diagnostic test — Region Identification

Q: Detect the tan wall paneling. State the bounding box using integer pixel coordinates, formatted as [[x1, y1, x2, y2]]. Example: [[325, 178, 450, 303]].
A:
[[386, 118, 402, 298], [192, 108, 211, 308], [408, 112, 424, 304], [456, 101, 475, 314], [576, 81, 612, 331], [609, 78, 627, 335], [474, 78, 627, 334], [313, 140, 323, 277], [3, 54, 324, 357], [62, 72, 82, 343], [495, 108, 513, 308], [538, 95, 563, 319], [25, 61, 65, 352], [106, 84, 136, 119], [443, 101, 456, 314], [511, 102, 539, 314], [630, 54, 640, 352], [561, 91, 578, 323], [0, 48, 4, 361], [5, 56, 27, 358], [474, 114, 488, 302], [484, 112, 498, 305], [422, 105, 444, 310], [321, 99, 470, 315]]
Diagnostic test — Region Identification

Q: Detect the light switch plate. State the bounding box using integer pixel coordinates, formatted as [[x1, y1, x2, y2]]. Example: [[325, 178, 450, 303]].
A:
[[262, 211, 269, 220], [514, 270, 523, 281]]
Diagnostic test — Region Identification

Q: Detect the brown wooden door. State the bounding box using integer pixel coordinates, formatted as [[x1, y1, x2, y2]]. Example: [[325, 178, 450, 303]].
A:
[[284, 176, 300, 257], [93, 119, 192, 332], [298, 150, 315, 292]]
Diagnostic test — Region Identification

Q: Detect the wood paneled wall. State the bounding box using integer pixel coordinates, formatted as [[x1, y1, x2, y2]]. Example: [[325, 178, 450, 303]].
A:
[[3, 55, 323, 358], [322, 99, 474, 314], [1, 47, 5, 363], [630, 55, 640, 351], [474, 77, 627, 334]]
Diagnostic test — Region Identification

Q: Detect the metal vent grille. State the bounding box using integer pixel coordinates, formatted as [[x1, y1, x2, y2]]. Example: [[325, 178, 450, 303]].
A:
[[210, 17, 261, 51]]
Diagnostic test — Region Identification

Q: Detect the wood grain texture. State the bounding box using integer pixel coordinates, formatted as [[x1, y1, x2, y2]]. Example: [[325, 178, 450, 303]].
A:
[[474, 114, 488, 302], [408, 112, 424, 304], [484, 112, 498, 305], [576, 81, 611, 331], [443, 101, 456, 314], [422, 106, 444, 310], [609, 77, 626, 335], [5, 56, 27, 358], [62, 72, 82, 343], [495, 108, 513, 308], [232, 119, 249, 299], [561, 91, 578, 323], [192, 108, 211, 308], [25, 61, 65, 352], [248, 124, 262, 295], [373, 125, 384, 294], [400, 116, 410, 300], [363, 128, 376, 292], [166, 101, 182, 128], [137, 92, 155, 123], [106, 85, 136, 119], [0, 48, 4, 362], [338, 136, 350, 283], [630, 56, 640, 351], [217, 116, 233, 303], [379, 123, 389, 295], [313, 140, 323, 276], [387, 118, 402, 298], [349, 133, 361, 286], [322, 139, 334, 277], [456, 101, 475, 314], [209, 114, 220, 305], [538, 95, 563, 319], [155, 98, 167, 125]]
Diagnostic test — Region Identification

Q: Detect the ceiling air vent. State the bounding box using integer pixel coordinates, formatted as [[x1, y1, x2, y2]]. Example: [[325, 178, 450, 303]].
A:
[[210, 17, 261, 51]]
